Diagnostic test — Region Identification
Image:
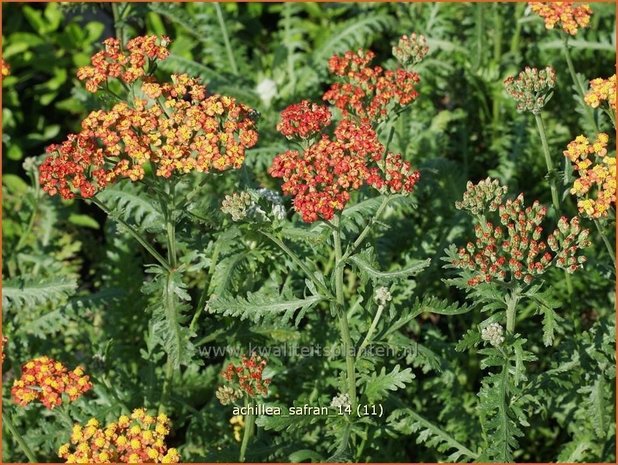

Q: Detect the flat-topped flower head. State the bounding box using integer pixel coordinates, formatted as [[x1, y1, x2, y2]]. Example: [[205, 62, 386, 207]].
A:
[[449, 179, 590, 287], [323, 49, 420, 123], [11, 356, 92, 409], [77, 35, 170, 92], [40, 72, 258, 199], [277, 100, 332, 139], [220, 353, 271, 398], [529, 2, 592, 35], [584, 74, 616, 111], [564, 133, 616, 218], [58, 409, 179, 463], [504, 66, 556, 114], [393, 33, 429, 68]]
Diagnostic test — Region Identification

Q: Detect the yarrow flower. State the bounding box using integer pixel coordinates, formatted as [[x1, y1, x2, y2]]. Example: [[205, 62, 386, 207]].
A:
[[323, 49, 421, 123], [230, 415, 244, 442], [40, 71, 258, 199], [270, 117, 419, 222], [529, 2, 592, 35], [58, 409, 180, 463], [216, 385, 243, 406], [221, 189, 286, 223], [504, 66, 556, 114], [221, 192, 253, 221], [1, 336, 7, 364], [220, 353, 271, 399], [374, 286, 392, 309], [455, 178, 508, 215], [392, 33, 429, 68], [11, 356, 92, 409], [481, 323, 505, 347], [1, 59, 10, 77], [451, 179, 590, 286], [277, 100, 332, 139], [564, 133, 616, 218], [584, 74, 616, 111], [77, 35, 170, 92]]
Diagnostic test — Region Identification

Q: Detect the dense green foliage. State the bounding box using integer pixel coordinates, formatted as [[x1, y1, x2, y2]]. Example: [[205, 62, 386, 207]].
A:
[[2, 2, 616, 463]]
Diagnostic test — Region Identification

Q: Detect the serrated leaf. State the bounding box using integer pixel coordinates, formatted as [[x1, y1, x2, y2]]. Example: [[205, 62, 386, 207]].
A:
[[363, 364, 414, 403]]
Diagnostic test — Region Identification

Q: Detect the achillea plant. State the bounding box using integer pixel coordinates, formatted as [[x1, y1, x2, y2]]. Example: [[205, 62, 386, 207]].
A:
[[58, 409, 180, 463], [529, 2, 592, 35], [564, 133, 616, 219], [11, 356, 92, 409], [504, 66, 556, 115]]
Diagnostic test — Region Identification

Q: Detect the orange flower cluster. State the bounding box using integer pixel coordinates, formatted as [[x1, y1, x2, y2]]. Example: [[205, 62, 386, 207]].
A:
[[1, 59, 10, 77], [221, 353, 271, 398], [270, 118, 419, 222], [529, 2, 592, 35], [11, 356, 92, 409], [1, 336, 7, 364], [41, 73, 258, 199], [564, 133, 616, 218], [584, 74, 616, 111], [323, 49, 420, 123], [277, 100, 332, 139], [452, 180, 590, 286], [58, 409, 180, 463], [77, 36, 170, 92]]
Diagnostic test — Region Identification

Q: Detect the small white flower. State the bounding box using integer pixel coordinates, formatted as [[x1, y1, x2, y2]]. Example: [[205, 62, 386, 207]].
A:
[[481, 323, 505, 347], [256, 78, 277, 106], [374, 286, 392, 308]]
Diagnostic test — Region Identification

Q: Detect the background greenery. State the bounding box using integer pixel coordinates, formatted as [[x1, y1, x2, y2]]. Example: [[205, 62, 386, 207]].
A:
[[2, 2, 616, 462]]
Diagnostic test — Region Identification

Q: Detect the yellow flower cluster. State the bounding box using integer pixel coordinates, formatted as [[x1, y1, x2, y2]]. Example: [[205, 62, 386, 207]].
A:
[[1, 59, 10, 77], [564, 133, 616, 218], [584, 74, 616, 111], [230, 415, 244, 442], [529, 2, 592, 35], [58, 409, 180, 463]]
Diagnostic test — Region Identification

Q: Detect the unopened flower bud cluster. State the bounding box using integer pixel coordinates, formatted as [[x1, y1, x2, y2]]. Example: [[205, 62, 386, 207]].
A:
[[504, 66, 556, 114], [330, 392, 351, 411], [481, 323, 505, 347], [455, 178, 507, 215], [392, 33, 429, 68], [374, 286, 392, 311], [221, 189, 286, 223]]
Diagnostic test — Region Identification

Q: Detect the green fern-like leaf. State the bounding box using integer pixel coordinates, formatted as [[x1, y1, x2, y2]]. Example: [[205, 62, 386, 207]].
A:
[[3, 276, 77, 311], [96, 182, 163, 233], [363, 364, 415, 403], [348, 248, 430, 282]]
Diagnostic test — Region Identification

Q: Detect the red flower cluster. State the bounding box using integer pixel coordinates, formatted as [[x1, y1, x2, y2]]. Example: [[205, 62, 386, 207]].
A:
[[11, 356, 92, 409], [221, 353, 271, 398], [277, 100, 332, 139], [323, 49, 420, 122], [452, 181, 590, 287], [270, 119, 419, 222], [41, 73, 259, 199], [77, 36, 170, 92]]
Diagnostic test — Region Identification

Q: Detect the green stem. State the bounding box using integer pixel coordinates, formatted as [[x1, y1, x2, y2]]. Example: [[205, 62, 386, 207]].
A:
[[91, 198, 171, 271], [342, 196, 392, 262], [356, 303, 385, 361], [239, 398, 255, 462], [3, 413, 38, 462], [533, 114, 560, 212], [562, 36, 598, 132], [111, 3, 127, 43], [594, 219, 616, 267], [505, 292, 519, 334], [333, 222, 357, 415], [214, 3, 239, 75]]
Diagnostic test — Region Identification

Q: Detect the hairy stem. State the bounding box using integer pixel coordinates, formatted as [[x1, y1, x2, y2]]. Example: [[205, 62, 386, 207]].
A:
[[333, 222, 357, 414], [239, 398, 255, 462], [505, 292, 519, 334], [3, 413, 38, 462], [533, 114, 560, 212], [356, 304, 385, 361], [214, 3, 239, 74], [91, 197, 170, 271]]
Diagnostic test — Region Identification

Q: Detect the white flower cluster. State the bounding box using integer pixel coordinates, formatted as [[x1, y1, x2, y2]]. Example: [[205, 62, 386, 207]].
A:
[[374, 286, 392, 310], [330, 392, 351, 410], [481, 322, 505, 347], [221, 188, 286, 223]]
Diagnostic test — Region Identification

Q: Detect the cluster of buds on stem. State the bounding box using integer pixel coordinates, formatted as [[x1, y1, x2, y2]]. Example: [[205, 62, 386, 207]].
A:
[[504, 66, 556, 114], [481, 323, 505, 347], [58, 409, 179, 463], [392, 33, 429, 68], [11, 356, 92, 409], [450, 179, 590, 286], [529, 2, 592, 36], [455, 178, 507, 215], [221, 189, 286, 223], [564, 133, 616, 218], [330, 392, 351, 411], [218, 353, 271, 401]]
